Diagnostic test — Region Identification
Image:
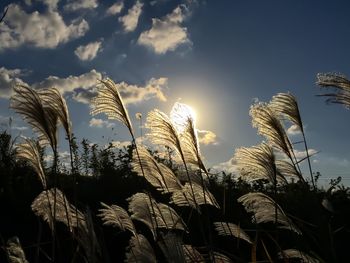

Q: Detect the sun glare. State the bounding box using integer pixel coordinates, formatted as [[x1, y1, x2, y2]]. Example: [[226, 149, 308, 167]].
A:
[[170, 102, 197, 132]]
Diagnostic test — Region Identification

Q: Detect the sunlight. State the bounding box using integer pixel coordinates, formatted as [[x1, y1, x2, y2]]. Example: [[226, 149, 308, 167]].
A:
[[170, 102, 197, 132]]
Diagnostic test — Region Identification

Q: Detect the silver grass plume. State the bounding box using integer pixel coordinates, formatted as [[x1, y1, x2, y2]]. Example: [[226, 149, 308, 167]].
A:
[[238, 192, 301, 234], [98, 202, 136, 236], [10, 85, 59, 151], [31, 188, 82, 233], [39, 87, 72, 142], [146, 109, 185, 159], [269, 92, 314, 187], [234, 143, 286, 184], [278, 249, 320, 263], [170, 102, 215, 207], [16, 139, 47, 189], [269, 93, 303, 131], [131, 145, 182, 193], [75, 208, 101, 263], [213, 222, 252, 244], [183, 245, 205, 263], [212, 252, 233, 263], [276, 160, 301, 181], [171, 182, 219, 210], [147, 109, 198, 208], [124, 234, 156, 263], [249, 102, 305, 182], [91, 78, 134, 136], [128, 192, 187, 239], [316, 72, 350, 109], [250, 102, 293, 159], [170, 102, 207, 173], [5, 237, 29, 263], [158, 232, 186, 263]]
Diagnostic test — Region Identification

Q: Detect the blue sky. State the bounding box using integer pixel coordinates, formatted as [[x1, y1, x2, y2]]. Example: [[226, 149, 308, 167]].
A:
[[1, 0, 350, 185]]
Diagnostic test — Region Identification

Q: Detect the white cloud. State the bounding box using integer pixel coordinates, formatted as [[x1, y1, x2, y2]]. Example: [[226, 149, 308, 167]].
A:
[[0, 66, 167, 106], [119, 1, 143, 32], [32, 69, 102, 95], [106, 1, 124, 16], [118, 77, 167, 104], [75, 41, 102, 61], [64, 0, 98, 11], [138, 6, 190, 54], [0, 4, 89, 50], [89, 118, 116, 128], [211, 158, 237, 174], [0, 67, 27, 99], [33, 0, 60, 10], [72, 76, 168, 105], [287, 124, 301, 136], [293, 149, 318, 159], [197, 129, 217, 145], [110, 140, 132, 149]]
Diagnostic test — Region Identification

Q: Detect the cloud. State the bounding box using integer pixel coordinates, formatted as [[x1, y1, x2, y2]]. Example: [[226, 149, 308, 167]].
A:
[[287, 124, 301, 136], [197, 129, 217, 145], [119, 1, 143, 32], [75, 41, 102, 61], [0, 4, 89, 50], [32, 69, 102, 95], [89, 118, 116, 128], [138, 5, 191, 54], [211, 158, 237, 174], [64, 0, 98, 12], [106, 1, 124, 16], [32, 0, 60, 10], [110, 140, 132, 149], [118, 77, 168, 104], [0, 67, 27, 99], [72, 76, 168, 105], [293, 149, 318, 159], [0, 66, 167, 106]]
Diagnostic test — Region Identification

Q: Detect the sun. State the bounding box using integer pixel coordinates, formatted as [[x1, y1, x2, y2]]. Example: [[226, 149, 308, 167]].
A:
[[170, 102, 197, 132]]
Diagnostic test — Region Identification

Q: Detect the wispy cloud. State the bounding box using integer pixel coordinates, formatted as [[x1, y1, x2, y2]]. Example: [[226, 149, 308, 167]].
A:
[[89, 118, 116, 128], [119, 1, 143, 32], [0, 67, 27, 98], [64, 0, 98, 12], [138, 5, 191, 54], [293, 149, 318, 159], [106, 1, 124, 16], [0, 4, 89, 50], [287, 124, 301, 136], [75, 41, 102, 61], [197, 129, 217, 145]]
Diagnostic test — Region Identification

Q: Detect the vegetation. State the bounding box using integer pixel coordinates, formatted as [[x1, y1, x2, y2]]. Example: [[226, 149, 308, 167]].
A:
[[0, 74, 350, 263]]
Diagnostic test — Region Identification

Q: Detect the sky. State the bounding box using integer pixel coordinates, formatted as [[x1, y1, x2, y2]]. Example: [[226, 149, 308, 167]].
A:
[[1, 0, 350, 186]]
